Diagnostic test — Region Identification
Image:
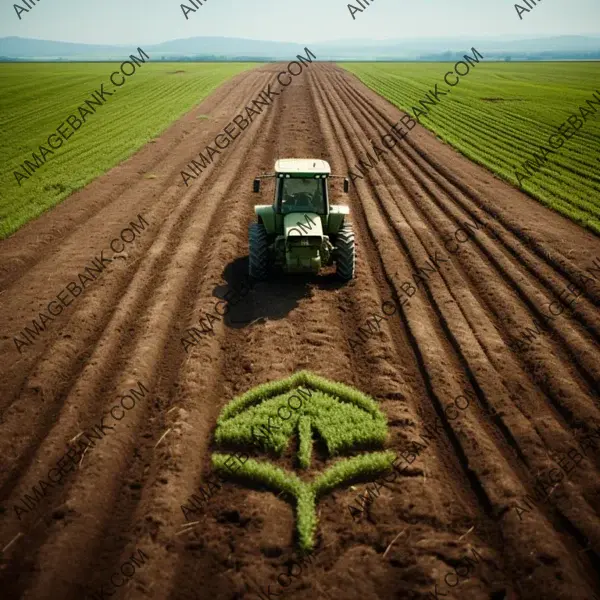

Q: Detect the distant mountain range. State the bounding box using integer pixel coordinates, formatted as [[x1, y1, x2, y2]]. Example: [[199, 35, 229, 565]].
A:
[[1, 35, 600, 62]]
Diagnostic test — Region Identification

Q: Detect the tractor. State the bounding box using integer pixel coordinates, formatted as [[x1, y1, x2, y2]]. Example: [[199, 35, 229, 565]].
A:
[[249, 158, 355, 281]]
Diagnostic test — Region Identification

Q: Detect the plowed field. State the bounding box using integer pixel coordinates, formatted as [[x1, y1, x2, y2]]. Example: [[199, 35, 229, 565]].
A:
[[1, 63, 599, 600]]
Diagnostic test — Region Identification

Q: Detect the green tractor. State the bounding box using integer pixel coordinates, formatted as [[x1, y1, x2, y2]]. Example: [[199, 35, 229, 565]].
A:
[[249, 158, 355, 281]]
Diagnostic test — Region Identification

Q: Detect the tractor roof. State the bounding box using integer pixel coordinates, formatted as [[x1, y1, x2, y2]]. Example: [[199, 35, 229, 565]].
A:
[[274, 158, 331, 176]]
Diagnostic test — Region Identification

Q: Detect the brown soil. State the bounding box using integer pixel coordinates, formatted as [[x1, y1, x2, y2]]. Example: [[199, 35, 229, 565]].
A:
[[1, 63, 599, 600]]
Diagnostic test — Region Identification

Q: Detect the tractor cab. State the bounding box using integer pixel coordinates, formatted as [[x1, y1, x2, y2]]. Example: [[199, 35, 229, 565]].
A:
[[273, 159, 330, 215], [249, 158, 354, 281]]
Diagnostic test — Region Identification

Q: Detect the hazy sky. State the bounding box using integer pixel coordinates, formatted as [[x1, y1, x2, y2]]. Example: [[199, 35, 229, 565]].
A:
[[1, 0, 599, 44]]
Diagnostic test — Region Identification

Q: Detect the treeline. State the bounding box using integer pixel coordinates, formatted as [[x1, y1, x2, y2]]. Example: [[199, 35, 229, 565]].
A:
[[418, 50, 600, 61], [0, 55, 278, 63], [156, 55, 276, 62]]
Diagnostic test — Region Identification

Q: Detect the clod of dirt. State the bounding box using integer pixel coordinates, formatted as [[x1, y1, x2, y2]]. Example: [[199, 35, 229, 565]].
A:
[[51, 506, 67, 520], [261, 545, 284, 558], [185, 541, 204, 551], [217, 510, 244, 525]]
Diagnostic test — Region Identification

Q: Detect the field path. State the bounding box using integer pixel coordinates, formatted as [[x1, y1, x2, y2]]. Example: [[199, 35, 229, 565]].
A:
[[1, 63, 599, 600]]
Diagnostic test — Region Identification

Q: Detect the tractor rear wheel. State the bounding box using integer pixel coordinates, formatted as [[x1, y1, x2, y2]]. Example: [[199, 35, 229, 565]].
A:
[[249, 222, 269, 280], [335, 222, 355, 281]]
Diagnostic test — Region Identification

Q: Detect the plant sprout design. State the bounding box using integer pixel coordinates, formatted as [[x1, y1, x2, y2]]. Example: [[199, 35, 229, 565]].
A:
[[212, 371, 394, 551]]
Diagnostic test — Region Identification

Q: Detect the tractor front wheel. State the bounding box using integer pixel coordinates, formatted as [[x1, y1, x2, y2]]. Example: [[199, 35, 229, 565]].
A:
[[335, 223, 355, 281], [249, 222, 269, 280]]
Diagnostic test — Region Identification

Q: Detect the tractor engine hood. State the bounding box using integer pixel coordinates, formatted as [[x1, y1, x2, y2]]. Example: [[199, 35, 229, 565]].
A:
[[284, 213, 323, 243]]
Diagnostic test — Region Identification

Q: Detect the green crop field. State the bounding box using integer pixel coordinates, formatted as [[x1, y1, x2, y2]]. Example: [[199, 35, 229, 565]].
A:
[[342, 62, 600, 235], [0, 62, 256, 238]]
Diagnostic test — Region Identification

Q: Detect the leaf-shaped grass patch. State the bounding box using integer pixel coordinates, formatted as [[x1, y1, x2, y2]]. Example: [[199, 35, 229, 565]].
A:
[[212, 371, 393, 550]]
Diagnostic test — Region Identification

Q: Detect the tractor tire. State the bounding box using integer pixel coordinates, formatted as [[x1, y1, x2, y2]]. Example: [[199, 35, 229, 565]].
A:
[[335, 222, 355, 281], [249, 222, 269, 280]]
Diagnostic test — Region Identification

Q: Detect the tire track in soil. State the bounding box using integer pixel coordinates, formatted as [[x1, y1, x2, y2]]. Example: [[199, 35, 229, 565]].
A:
[[0, 63, 599, 600], [314, 66, 534, 599]]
